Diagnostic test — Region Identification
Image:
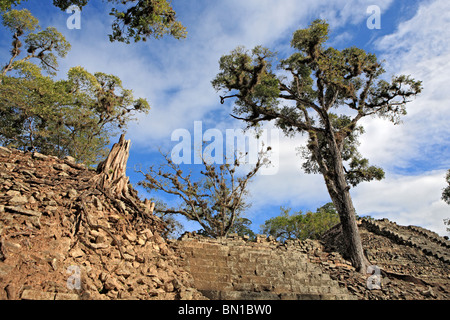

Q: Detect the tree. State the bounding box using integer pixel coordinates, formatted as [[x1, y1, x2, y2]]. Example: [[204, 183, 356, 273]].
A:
[[228, 217, 256, 240], [0, 9, 150, 165], [0, 0, 23, 12], [212, 20, 422, 271], [261, 203, 340, 242], [1, 0, 186, 43], [137, 150, 269, 238], [442, 169, 450, 205]]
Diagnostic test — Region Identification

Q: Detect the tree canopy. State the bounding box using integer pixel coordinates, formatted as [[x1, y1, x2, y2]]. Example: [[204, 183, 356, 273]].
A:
[[0, 9, 150, 165], [0, 0, 187, 43]]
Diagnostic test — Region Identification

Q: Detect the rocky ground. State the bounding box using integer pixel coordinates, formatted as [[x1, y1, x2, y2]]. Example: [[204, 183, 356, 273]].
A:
[[0, 145, 448, 300], [0, 146, 205, 300], [300, 219, 450, 300]]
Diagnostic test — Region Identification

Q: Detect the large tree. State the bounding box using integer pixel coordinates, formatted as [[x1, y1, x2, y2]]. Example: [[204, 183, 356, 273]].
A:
[[212, 20, 422, 272], [0, 0, 187, 43], [0, 9, 150, 165]]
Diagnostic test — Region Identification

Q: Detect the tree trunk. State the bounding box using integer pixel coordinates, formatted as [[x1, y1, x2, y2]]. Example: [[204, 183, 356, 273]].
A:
[[96, 134, 131, 198], [328, 183, 369, 272], [323, 137, 369, 273]]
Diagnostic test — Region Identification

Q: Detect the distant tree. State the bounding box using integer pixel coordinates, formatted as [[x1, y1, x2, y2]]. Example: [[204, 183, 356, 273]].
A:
[[0, 9, 150, 165], [228, 217, 256, 240], [442, 169, 450, 205], [443, 170, 450, 234], [147, 198, 184, 239], [261, 203, 340, 242], [137, 150, 269, 238], [213, 19, 422, 271], [1, 0, 187, 43], [444, 219, 450, 234]]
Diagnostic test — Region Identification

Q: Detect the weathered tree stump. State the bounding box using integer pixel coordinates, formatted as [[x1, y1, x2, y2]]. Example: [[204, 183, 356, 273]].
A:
[[97, 134, 131, 198], [96, 134, 156, 218]]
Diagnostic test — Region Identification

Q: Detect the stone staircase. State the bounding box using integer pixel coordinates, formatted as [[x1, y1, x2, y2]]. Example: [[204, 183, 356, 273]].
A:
[[176, 235, 356, 300], [361, 218, 450, 264]]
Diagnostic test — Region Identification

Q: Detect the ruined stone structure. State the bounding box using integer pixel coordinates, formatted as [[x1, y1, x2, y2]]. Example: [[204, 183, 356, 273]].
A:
[[0, 145, 204, 300], [0, 142, 449, 300], [176, 234, 355, 300]]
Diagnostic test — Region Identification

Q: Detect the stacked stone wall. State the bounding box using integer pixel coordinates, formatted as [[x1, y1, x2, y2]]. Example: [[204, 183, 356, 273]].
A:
[[176, 234, 356, 300]]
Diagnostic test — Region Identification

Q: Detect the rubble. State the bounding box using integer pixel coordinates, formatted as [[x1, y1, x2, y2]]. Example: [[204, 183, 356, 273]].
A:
[[0, 143, 448, 300], [0, 146, 205, 300]]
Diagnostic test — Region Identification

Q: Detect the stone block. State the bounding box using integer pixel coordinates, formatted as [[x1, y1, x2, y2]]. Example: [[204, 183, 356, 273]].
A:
[[21, 290, 56, 300], [55, 293, 81, 300]]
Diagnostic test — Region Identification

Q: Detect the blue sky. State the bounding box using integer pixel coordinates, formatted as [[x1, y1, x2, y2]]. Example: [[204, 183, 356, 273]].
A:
[[1, 0, 449, 236]]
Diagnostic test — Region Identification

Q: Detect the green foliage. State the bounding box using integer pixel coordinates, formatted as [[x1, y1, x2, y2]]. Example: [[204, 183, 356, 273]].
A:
[[53, 0, 187, 43], [442, 169, 450, 205], [212, 19, 422, 190], [0, 0, 23, 12], [260, 203, 340, 242], [212, 46, 280, 124], [1, 7, 37, 31], [0, 9, 150, 165]]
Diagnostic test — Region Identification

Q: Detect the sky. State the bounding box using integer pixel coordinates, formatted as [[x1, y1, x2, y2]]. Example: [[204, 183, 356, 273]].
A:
[[1, 0, 449, 236]]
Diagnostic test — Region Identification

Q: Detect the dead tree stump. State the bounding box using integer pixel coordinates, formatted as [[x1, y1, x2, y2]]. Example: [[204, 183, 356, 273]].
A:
[[97, 134, 131, 198], [96, 134, 156, 219]]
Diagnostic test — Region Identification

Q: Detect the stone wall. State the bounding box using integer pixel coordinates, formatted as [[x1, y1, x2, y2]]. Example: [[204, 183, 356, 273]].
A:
[[175, 234, 356, 300], [175, 217, 450, 301]]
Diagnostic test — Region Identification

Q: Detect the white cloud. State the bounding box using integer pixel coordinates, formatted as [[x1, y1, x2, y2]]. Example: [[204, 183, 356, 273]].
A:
[[354, 0, 450, 235], [358, 0, 450, 172], [352, 170, 449, 235]]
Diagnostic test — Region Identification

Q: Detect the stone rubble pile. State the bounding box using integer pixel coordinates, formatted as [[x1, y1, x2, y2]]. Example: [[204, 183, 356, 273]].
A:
[[317, 220, 450, 300], [361, 218, 450, 264], [0, 146, 205, 300]]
